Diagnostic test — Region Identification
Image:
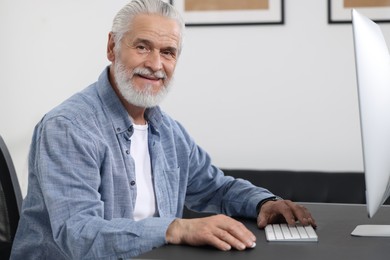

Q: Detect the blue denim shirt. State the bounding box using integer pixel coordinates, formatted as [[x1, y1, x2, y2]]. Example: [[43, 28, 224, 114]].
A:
[[11, 67, 275, 260]]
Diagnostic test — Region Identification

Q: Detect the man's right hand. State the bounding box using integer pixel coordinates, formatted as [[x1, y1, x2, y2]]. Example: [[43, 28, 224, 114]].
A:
[[165, 214, 256, 251]]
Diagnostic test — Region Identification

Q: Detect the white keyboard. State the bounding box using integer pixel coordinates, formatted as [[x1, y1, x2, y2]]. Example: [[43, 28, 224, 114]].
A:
[[265, 223, 318, 242]]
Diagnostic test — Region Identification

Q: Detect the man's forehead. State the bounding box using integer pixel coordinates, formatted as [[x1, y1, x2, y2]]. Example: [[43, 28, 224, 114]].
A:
[[128, 14, 180, 45]]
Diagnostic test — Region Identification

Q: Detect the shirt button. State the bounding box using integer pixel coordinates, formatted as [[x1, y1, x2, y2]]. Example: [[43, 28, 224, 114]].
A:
[[130, 180, 136, 186], [126, 150, 130, 154]]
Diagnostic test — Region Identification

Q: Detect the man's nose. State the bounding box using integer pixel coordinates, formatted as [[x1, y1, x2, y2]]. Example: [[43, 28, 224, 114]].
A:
[[144, 49, 163, 71]]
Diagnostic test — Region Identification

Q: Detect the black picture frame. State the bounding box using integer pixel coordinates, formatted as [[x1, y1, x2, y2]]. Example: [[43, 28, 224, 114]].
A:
[[328, 0, 390, 24], [170, 0, 284, 26]]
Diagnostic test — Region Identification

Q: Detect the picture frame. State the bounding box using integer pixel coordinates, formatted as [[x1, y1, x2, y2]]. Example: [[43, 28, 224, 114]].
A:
[[170, 0, 284, 26], [328, 0, 390, 23]]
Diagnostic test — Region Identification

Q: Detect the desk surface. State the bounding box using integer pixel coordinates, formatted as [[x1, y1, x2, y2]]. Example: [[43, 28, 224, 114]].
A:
[[136, 203, 390, 260]]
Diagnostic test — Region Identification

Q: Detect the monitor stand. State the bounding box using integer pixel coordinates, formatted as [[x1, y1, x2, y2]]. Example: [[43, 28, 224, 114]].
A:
[[351, 225, 390, 237]]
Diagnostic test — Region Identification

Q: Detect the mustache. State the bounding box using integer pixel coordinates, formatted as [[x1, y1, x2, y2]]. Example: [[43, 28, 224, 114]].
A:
[[131, 67, 167, 80]]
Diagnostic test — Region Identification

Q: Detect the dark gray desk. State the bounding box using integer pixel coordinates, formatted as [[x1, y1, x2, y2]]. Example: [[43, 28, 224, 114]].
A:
[[137, 203, 390, 260]]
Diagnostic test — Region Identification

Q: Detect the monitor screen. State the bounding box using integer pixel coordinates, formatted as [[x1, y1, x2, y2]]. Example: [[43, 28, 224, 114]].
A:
[[351, 9, 390, 237]]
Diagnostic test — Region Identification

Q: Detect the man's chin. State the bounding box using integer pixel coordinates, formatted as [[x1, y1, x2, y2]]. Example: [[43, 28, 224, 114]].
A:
[[129, 103, 159, 109], [124, 94, 166, 109], [116, 79, 170, 109]]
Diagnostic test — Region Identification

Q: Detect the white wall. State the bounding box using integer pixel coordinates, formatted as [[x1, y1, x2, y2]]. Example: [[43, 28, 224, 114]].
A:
[[1, 0, 390, 196]]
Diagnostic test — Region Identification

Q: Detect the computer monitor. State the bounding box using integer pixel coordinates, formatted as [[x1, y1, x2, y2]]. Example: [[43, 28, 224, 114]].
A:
[[351, 9, 390, 237]]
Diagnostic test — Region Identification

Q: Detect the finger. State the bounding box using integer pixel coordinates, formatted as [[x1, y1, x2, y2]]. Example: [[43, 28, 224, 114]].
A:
[[257, 200, 290, 229], [257, 200, 317, 229], [223, 221, 256, 248], [257, 212, 270, 228], [308, 214, 317, 227], [285, 201, 317, 227], [258, 210, 283, 228], [206, 233, 233, 251], [214, 229, 249, 251], [171, 218, 234, 251], [257, 202, 281, 228], [273, 201, 296, 225], [215, 216, 256, 249]]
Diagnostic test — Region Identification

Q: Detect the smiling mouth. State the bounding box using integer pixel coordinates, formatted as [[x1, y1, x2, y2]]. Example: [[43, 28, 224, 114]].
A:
[[132, 67, 167, 82], [137, 74, 161, 81]]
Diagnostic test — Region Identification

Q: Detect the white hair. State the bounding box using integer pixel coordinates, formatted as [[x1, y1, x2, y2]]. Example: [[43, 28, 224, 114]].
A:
[[111, 0, 185, 55]]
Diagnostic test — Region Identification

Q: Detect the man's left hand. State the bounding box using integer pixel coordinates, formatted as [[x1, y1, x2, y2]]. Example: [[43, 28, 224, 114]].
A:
[[257, 200, 317, 228]]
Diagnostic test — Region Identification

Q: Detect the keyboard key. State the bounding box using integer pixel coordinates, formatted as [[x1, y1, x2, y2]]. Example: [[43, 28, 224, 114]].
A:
[[265, 225, 276, 240], [289, 225, 301, 239], [304, 225, 318, 239], [280, 224, 293, 239], [296, 225, 309, 239], [273, 224, 284, 239]]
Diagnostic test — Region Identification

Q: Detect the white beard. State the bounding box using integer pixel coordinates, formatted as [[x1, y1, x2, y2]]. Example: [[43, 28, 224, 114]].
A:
[[113, 60, 171, 108]]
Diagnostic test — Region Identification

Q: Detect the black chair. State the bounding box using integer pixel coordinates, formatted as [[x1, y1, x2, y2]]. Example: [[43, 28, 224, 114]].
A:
[[0, 135, 23, 259]]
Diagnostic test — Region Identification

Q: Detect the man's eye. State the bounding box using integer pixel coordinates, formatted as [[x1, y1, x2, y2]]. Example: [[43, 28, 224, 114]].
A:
[[161, 50, 176, 59], [161, 51, 171, 56], [135, 45, 149, 53]]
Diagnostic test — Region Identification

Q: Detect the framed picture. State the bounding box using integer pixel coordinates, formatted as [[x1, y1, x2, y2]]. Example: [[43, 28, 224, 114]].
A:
[[170, 0, 284, 26], [328, 0, 390, 23]]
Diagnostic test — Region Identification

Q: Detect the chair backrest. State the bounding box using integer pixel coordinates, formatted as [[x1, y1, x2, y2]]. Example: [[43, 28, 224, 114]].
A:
[[0, 135, 22, 258]]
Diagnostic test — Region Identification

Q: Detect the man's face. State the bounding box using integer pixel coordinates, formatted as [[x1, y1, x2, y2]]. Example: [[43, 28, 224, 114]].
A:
[[108, 14, 181, 107]]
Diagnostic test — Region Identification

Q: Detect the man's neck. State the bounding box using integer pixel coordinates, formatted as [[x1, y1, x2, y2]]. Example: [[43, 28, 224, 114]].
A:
[[127, 104, 147, 125]]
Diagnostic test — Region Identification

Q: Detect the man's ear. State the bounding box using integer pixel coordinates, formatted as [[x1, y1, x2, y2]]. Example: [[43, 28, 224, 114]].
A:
[[107, 32, 116, 62]]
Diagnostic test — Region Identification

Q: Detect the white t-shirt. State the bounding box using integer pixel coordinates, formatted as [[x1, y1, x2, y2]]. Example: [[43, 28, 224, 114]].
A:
[[131, 123, 156, 221]]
